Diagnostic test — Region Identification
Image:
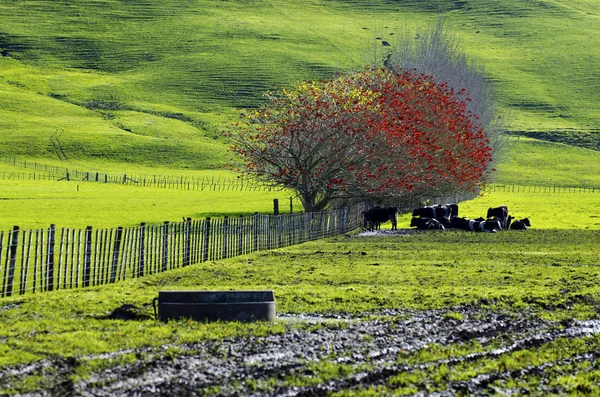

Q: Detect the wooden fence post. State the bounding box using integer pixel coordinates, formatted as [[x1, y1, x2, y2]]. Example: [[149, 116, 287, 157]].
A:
[[238, 216, 243, 256], [273, 199, 279, 215], [32, 230, 40, 293], [1, 226, 19, 297], [162, 222, 169, 272], [184, 218, 191, 267], [266, 215, 272, 250], [57, 228, 66, 290], [46, 224, 56, 291], [110, 227, 123, 283], [138, 223, 146, 277], [203, 218, 211, 262], [0, 231, 6, 296], [83, 226, 92, 287]]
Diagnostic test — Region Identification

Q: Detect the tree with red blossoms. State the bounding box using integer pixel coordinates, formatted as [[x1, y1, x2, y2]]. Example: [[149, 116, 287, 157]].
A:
[[229, 68, 493, 212]]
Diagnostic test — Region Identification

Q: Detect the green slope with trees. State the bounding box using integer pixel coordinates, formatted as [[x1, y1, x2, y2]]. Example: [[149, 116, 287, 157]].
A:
[[0, 0, 598, 169]]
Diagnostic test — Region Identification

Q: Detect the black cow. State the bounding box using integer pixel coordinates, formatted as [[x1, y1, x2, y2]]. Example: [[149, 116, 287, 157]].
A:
[[487, 205, 509, 229], [437, 216, 451, 228], [412, 206, 437, 219], [410, 217, 445, 230], [413, 204, 458, 219], [447, 217, 470, 230], [363, 206, 398, 231], [510, 218, 531, 230]]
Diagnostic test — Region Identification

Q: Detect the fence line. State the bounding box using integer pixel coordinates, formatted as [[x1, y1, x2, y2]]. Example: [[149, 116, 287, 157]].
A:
[[484, 184, 599, 194], [0, 191, 477, 298], [0, 157, 267, 191], [0, 170, 270, 192], [3, 157, 599, 194], [0, 206, 365, 298]]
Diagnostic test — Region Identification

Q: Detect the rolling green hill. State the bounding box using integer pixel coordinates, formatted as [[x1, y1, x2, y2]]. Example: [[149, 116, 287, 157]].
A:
[[0, 0, 598, 169]]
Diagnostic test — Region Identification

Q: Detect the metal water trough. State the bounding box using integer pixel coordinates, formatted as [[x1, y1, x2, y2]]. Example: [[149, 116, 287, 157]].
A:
[[154, 290, 276, 322]]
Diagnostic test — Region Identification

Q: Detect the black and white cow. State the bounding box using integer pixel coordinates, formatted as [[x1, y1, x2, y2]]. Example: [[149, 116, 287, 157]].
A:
[[410, 217, 445, 230], [413, 204, 458, 219], [439, 203, 459, 218], [487, 205, 509, 229], [447, 216, 471, 230], [363, 206, 398, 231], [510, 218, 531, 230], [474, 218, 502, 233], [412, 206, 437, 219]]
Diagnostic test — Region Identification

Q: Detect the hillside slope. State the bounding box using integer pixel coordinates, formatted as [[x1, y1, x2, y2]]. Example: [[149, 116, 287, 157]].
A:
[[0, 0, 598, 168]]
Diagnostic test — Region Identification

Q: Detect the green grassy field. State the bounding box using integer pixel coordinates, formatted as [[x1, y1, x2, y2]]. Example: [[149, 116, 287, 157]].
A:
[[492, 138, 600, 187], [1, 225, 599, 392], [0, 179, 301, 229], [1, 1, 599, 394], [0, 0, 599, 168], [0, 136, 597, 230]]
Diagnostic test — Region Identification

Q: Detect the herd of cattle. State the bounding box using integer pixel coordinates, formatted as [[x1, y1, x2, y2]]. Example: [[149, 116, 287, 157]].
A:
[[363, 204, 531, 233]]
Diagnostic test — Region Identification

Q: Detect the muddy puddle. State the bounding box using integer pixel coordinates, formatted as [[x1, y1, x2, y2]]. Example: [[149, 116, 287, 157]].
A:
[[3, 306, 599, 396]]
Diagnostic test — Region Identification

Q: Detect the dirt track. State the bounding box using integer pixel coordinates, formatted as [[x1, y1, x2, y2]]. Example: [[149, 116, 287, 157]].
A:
[[3, 306, 600, 396]]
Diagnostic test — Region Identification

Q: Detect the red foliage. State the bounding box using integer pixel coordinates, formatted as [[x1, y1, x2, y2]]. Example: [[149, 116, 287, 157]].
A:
[[229, 68, 492, 212]]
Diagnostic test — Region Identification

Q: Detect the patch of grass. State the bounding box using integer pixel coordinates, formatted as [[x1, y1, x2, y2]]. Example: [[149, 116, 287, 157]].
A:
[[509, 129, 600, 152], [0, 134, 597, 230], [1, 224, 599, 368], [0, 178, 300, 229], [491, 137, 600, 188], [436, 190, 600, 230]]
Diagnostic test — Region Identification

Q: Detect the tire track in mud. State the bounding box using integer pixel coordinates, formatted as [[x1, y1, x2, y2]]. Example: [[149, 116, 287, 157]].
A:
[[2, 308, 599, 396], [73, 308, 555, 396], [432, 350, 600, 396], [283, 319, 600, 397]]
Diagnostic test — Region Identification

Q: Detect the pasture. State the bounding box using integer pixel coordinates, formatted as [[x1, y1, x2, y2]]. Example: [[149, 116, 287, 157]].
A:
[[0, 137, 598, 230], [1, 219, 599, 394], [1, 174, 598, 393], [1, 0, 599, 169], [1, 0, 599, 394], [0, 179, 300, 230]]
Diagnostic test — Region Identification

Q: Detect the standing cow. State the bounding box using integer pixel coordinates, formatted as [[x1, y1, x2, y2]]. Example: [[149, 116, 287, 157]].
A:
[[363, 206, 398, 231], [487, 205, 509, 229]]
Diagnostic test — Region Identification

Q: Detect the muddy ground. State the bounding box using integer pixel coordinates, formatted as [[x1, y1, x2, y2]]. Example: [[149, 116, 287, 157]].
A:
[[2, 305, 600, 396]]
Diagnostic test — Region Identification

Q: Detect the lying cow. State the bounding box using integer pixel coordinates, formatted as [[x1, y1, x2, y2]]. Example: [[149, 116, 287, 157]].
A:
[[510, 218, 531, 230], [447, 217, 471, 230], [410, 217, 445, 230], [363, 206, 398, 231], [474, 218, 502, 233]]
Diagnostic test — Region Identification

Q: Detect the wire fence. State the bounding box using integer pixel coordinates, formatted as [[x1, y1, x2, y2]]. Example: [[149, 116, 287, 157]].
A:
[[484, 184, 599, 194], [0, 192, 477, 299], [3, 157, 600, 194], [0, 206, 368, 298], [0, 170, 267, 192], [0, 156, 267, 191]]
